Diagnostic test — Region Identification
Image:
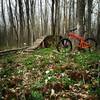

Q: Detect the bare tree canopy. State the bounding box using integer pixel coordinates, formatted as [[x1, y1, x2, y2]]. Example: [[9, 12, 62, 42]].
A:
[[0, 0, 99, 49]]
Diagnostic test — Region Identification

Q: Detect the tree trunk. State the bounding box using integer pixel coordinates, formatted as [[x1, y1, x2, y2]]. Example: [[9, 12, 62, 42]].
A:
[[64, 0, 68, 33], [30, 0, 36, 45], [8, 0, 18, 47], [68, 0, 72, 30], [51, 0, 55, 35], [18, 0, 24, 47], [25, 0, 31, 46], [77, 0, 85, 36], [44, 0, 48, 35], [87, 0, 93, 37], [15, 0, 19, 47], [1, 0, 8, 47], [40, 0, 44, 36], [55, 0, 60, 35], [72, 0, 75, 29], [97, 0, 100, 48]]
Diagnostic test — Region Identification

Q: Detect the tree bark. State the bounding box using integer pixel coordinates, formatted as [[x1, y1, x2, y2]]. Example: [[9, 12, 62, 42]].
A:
[[51, 0, 55, 35], [77, 0, 85, 36], [1, 0, 8, 47], [87, 0, 93, 37], [18, 0, 24, 47], [30, 0, 36, 45], [68, 0, 72, 30], [25, 0, 31, 46], [8, 0, 18, 47], [55, 0, 60, 35], [97, 0, 100, 48], [44, 0, 48, 35], [15, 0, 19, 47]]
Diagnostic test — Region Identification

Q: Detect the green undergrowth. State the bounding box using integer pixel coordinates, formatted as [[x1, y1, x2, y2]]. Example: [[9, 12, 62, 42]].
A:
[[75, 51, 100, 69], [23, 48, 69, 69], [23, 48, 100, 70], [0, 54, 15, 63], [0, 48, 100, 99]]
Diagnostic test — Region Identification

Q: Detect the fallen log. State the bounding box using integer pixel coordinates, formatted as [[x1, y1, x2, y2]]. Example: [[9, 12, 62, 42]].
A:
[[0, 46, 28, 56], [0, 35, 63, 55]]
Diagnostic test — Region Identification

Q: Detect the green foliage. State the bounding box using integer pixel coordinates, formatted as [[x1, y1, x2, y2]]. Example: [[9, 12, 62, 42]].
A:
[[34, 48, 53, 55], [24, 57, 34, 69], [48, 76, 58, 83], [23, 48, 69, 70], [0, 66, 13, 78], [0, 55, 15, 64], [23, 48, 55, 69], [60, 77, 75, 88], [0, 48, 100, 99], [32, 80, 45, 90], [75, 52, 100, 68], [31, 91, 44, 100]]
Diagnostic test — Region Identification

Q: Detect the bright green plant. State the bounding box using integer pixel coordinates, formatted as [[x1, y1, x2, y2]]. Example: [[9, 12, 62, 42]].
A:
[[0, 55, 15, 63], [48, 76, 58, 83], [31, 91, 44, 100], [60, 77, 75, 89], [0, 66, 13, 78], [75, 52, 100, 69], [32, 80, 45, 90]]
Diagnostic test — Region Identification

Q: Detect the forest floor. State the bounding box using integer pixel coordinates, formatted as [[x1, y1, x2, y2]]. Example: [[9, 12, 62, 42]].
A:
[[0, 48, 100, 100]]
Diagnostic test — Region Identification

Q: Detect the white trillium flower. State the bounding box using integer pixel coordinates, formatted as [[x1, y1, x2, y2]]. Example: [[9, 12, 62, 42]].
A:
[[61, 73, 65, 77], [51, 89, 55, 96], [46, 70, 50, 74], [32, 68, 35, 71], [48, 77, 51, 80], [10, 88, 16, 93], [45, 79, 48, 84]]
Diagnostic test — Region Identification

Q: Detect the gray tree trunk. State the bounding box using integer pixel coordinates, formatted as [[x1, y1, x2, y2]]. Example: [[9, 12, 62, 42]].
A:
[[18, 0, 24, 47], [30, 0, 36, 45], [1, 0, 8, 47], [77, 0, 85, 36], [8, 0, 18, 47], [25, 0, 31, 46], [40, 0, 44, 36], [68, 0, 72, 30], [44, 0, 48, 35], [87, 0, 93, 37], [97, 0, 100, 48], [55, 0, 60, 35], [51, 0, 55, 35]]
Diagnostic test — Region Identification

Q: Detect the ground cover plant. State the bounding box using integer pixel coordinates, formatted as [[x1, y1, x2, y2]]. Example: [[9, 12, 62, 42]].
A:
[[0, 48, 100, 100]]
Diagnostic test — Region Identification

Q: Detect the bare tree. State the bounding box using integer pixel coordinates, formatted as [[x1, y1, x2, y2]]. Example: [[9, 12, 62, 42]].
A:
[[51, 0, 55, 35], [86, 0, 93, 37], [18, 0, 24, 47], [72, 0, 75, 29], [55, 0, 60, 35], [25, 0, 31, 46], [30, 0, 36, 45], [40, 0, 44, 35], [63, 0, 68, 33], [97, 0, 100, 48], [44, 0, 48, 35], [77, 0, 85, 36], [8, 0, 18, 47], [68, 0, 72, 30], [1, 0, 8, 47]]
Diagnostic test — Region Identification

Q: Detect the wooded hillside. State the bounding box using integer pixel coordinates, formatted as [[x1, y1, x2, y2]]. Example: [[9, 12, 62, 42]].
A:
[[0, 0, 100, 49], [0, 0, 100, 99]]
